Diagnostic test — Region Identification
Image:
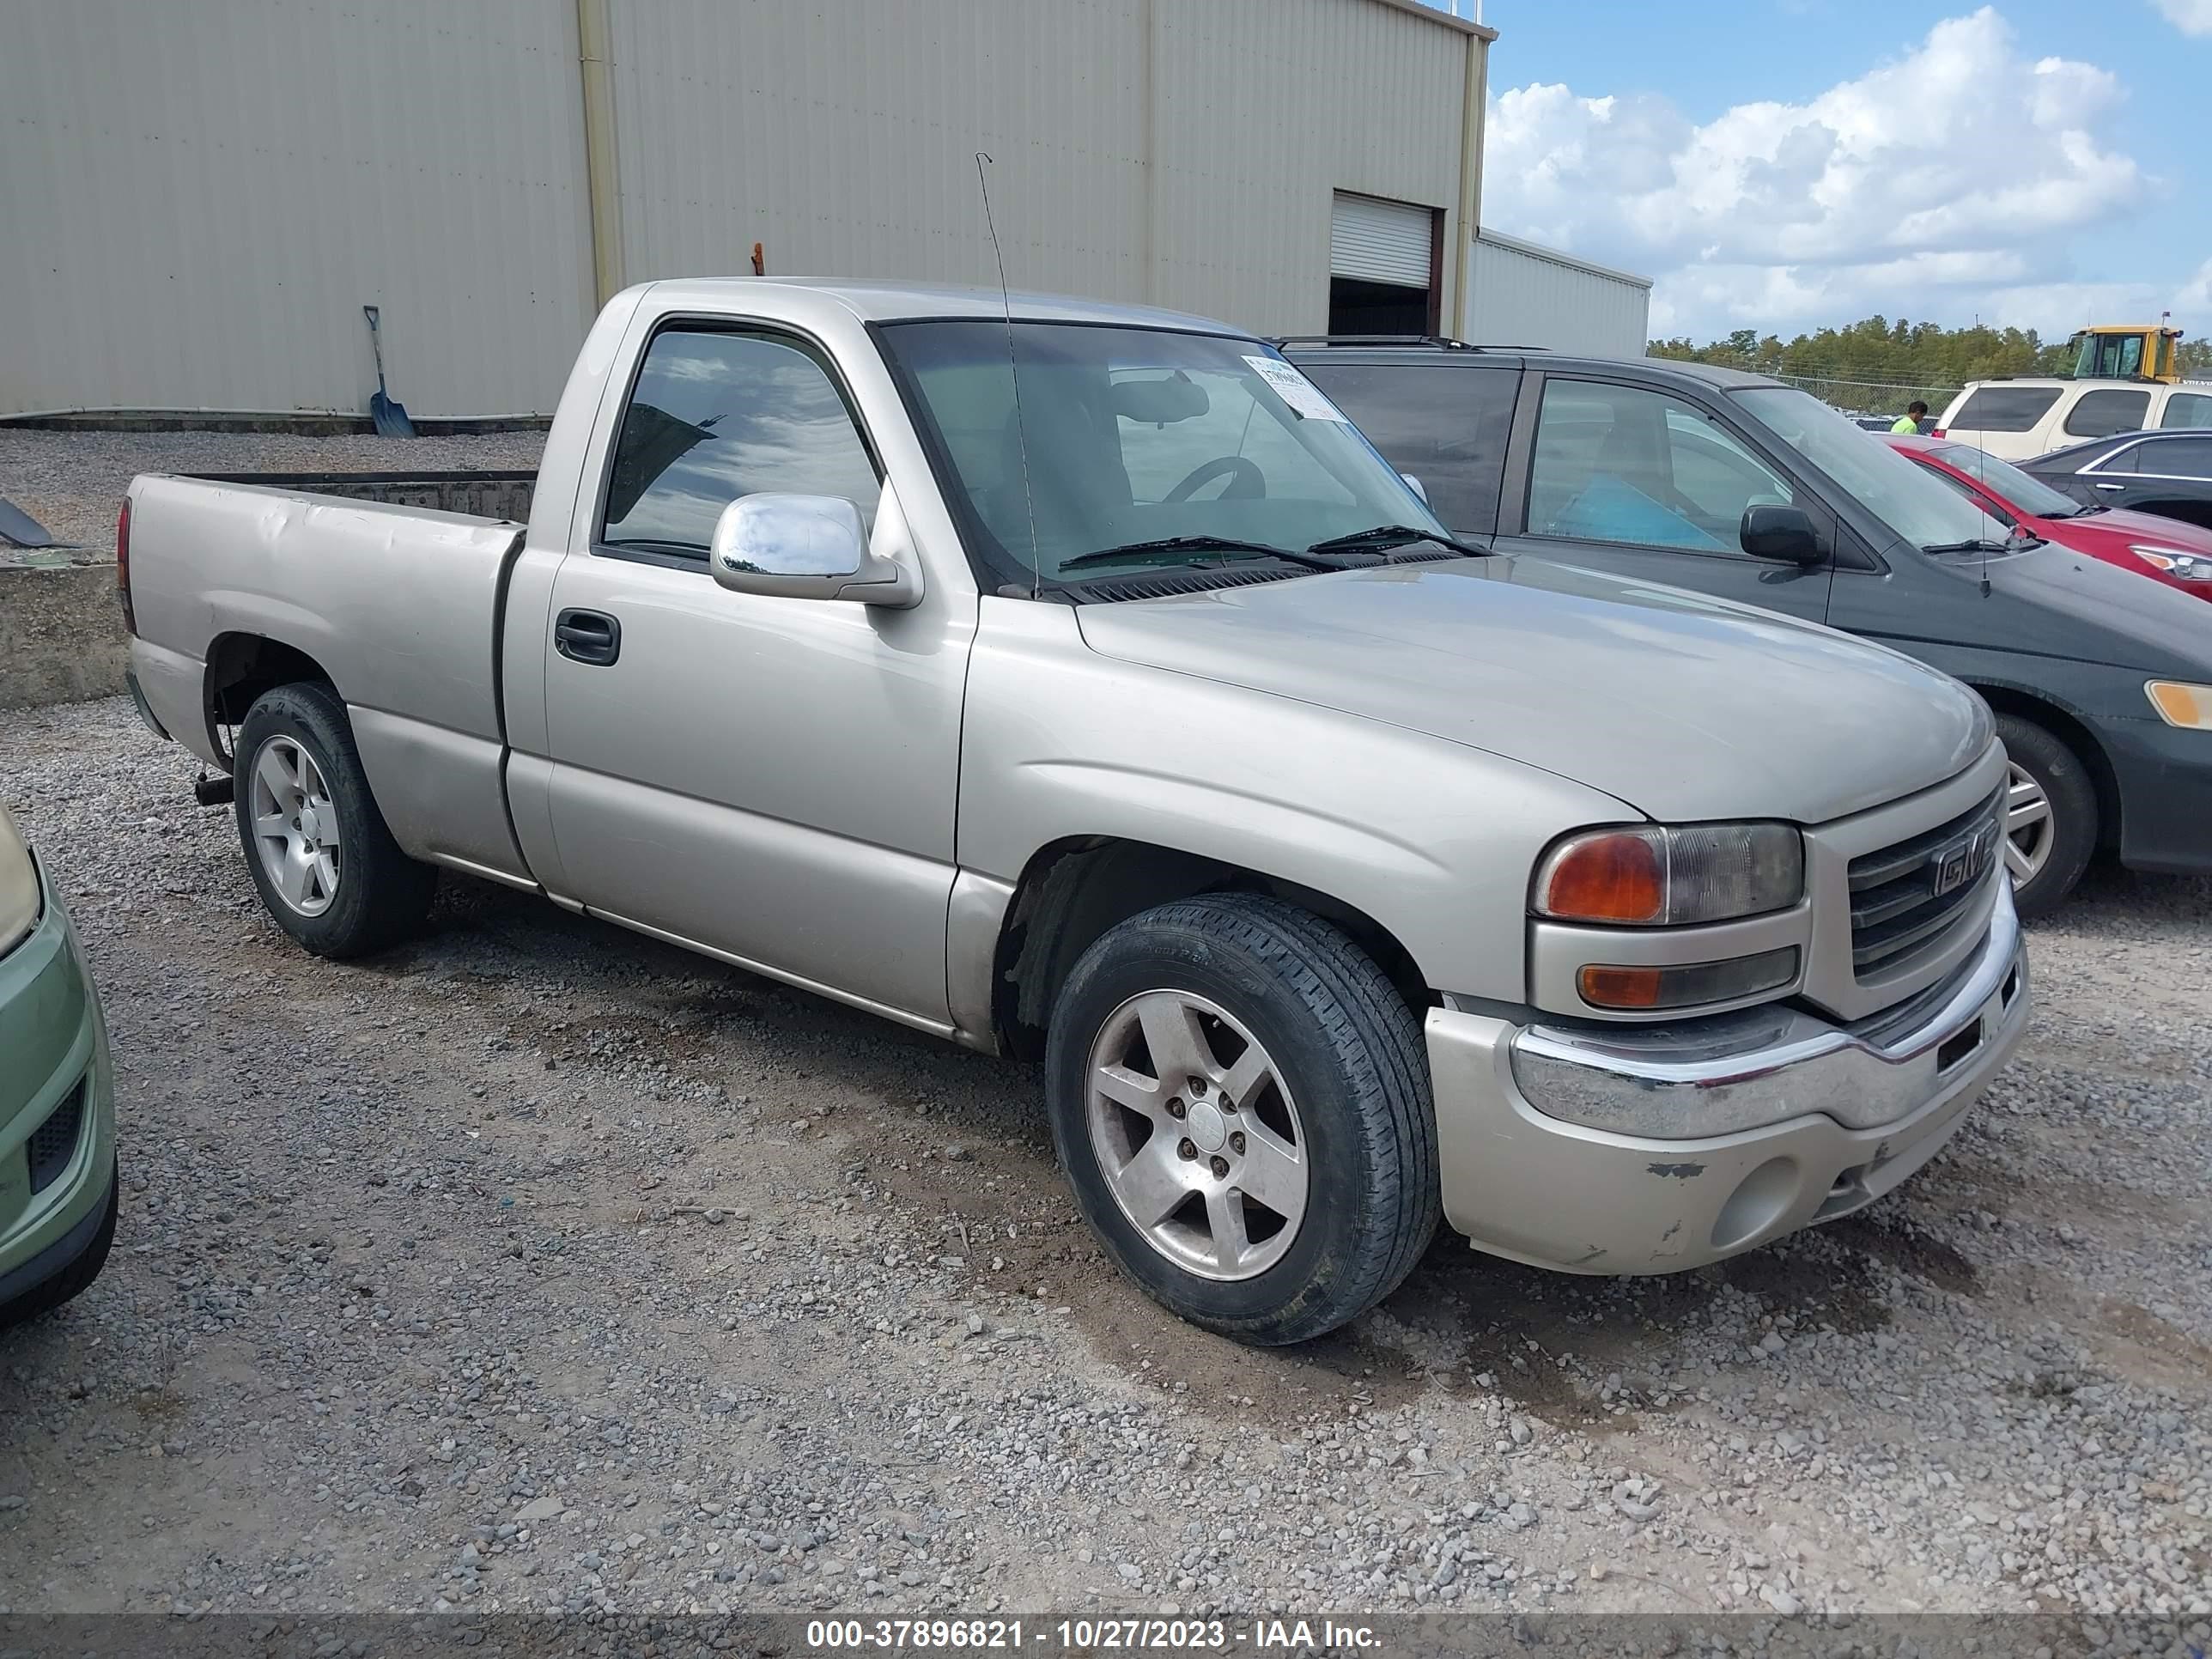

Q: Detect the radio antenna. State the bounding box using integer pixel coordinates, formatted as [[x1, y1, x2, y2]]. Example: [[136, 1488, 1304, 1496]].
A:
[[976, 152, 1041, 599]]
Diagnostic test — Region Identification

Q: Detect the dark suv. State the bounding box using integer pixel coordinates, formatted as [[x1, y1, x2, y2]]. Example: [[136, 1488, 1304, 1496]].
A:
[[1285, 339, 2212, 914]]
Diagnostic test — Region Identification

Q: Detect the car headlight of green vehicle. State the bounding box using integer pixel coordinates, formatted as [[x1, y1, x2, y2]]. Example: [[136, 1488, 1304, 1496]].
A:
[[0, 800, 118, 1329]]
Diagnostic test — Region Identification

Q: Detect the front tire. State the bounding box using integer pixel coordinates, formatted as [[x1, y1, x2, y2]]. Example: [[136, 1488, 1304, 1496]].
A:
[[1044, 895, 1438, 1346], [233, 682, 435, 957], [1994, 714, 2095, 918]]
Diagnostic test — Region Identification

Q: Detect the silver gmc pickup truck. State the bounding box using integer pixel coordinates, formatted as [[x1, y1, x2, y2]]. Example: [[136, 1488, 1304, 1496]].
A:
[[123, 279, 2030, 1345]]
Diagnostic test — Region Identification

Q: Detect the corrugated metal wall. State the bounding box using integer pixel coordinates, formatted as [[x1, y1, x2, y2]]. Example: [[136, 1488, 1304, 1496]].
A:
[[1147, 0, 1465, 330], [605, 0, 1468, 335], [0, 0, 1474, 418], [1467, 229, 1651, 358], [604, 0, 1152, 304], [0, 0, 597, 417]]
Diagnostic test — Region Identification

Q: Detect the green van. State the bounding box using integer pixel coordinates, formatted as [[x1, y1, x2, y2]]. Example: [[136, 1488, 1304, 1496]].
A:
[[0, 801, 116, 1328]]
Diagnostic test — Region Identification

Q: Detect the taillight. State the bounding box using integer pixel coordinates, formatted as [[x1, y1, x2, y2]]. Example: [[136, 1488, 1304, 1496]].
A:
[[116, 498, 135, 635], [1929, 428, 1946, 438]]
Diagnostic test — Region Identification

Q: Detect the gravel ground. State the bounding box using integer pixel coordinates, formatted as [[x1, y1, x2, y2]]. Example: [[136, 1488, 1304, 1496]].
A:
[[0, 428, 545, 552], [2, 696, 2208, 1639]]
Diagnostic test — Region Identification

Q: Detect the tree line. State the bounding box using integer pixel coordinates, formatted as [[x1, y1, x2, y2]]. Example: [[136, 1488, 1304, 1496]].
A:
[[1648, 317, 2212, 414]]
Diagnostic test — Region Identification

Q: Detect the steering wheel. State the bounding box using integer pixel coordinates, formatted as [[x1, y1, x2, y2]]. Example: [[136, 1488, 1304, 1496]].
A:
[[1165, 455, 1266, 502]]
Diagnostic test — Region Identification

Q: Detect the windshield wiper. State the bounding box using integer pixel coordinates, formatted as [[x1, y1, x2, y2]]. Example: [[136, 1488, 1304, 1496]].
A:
[[1059, 536, 1343, 573], [1923, 536, 2042, 555], [1305, 524, 1492, 559]]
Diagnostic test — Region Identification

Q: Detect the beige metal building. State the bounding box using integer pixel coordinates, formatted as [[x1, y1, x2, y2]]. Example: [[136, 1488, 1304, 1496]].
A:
[[0, 0, 1492, 420], [1467, 228, 1651, 357]]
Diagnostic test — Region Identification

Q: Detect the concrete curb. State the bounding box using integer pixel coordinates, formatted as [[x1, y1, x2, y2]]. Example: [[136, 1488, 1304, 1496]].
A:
[[1, 561, 129, 710]]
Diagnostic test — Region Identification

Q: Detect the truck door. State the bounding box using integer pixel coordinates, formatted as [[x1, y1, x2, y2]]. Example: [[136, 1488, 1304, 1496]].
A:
[[539, 322, 970, 1030], [1492, 376, 1835, 625]]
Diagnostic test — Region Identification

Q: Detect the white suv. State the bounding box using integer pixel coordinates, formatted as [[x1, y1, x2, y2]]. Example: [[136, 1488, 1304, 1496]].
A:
[[1933, 377, 2212, 460]]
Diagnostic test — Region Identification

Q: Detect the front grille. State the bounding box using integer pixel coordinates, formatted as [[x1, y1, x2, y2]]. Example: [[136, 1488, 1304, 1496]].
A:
[[1848, 785, 2004, 981], [26, 1081, 87, 1195]]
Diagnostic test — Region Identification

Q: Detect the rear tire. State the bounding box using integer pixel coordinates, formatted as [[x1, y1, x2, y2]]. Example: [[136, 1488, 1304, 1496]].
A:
[[1994, 714, 2095, 918], [233, 682, 435, 957], [0, 1167, 118, 1330], [1044, 895, 1438, 1346]]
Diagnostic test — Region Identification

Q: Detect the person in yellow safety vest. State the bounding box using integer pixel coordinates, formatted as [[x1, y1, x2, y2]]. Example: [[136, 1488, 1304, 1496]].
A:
[[1890, 400, 1929, 434]]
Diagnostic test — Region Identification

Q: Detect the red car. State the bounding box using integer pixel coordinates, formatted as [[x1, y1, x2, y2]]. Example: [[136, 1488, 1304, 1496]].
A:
[[1884, 434, 2212, 601]]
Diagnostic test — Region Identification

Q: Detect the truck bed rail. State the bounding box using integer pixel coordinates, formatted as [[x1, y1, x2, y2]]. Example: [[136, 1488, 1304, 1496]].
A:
[[184, 470, 537, 523]]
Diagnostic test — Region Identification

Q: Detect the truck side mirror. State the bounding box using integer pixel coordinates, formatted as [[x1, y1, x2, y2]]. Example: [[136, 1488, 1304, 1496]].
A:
[[1400, 473, 1428, 504], [709, 491, 920, 606], [1740, 503, 1823, 566]]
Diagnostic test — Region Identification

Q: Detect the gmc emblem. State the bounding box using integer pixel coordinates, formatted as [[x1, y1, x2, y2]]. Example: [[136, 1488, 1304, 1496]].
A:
[[1932, 822, 1999, 896]]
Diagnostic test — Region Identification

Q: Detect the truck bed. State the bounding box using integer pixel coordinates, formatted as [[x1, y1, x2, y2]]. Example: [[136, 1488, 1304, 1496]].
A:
[[125, 471, 532, 884]]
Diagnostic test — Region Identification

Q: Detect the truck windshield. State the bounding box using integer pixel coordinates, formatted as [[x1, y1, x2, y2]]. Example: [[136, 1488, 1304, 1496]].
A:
[[1733, 386, 2009, 553], [875, 320, 1443, 590]]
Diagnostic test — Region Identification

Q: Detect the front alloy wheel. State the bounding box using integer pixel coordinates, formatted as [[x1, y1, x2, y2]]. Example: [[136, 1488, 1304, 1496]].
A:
[[1087, 989, 1309, 1281], [2002, 760, 2054, 889], [1045, 894, 1439, 1346], [1990, 713, 2096, 917]]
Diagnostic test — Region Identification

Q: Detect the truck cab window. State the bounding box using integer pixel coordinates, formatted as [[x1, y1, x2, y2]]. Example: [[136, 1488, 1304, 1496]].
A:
[[599, 329, 879, 556], [1527, 382, 1790, 553]]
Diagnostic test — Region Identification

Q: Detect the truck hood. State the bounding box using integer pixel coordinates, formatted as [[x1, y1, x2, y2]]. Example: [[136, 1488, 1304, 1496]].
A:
[[1074, 557, 1990, 823]]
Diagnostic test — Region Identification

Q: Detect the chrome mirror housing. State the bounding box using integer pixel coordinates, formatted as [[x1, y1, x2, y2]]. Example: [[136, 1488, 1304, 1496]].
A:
[[708, 492, 920, 605]]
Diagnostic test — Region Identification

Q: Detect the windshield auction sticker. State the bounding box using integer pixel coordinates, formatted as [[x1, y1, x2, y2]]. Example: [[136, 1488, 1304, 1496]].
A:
[[1243, 355, 1349, 421]]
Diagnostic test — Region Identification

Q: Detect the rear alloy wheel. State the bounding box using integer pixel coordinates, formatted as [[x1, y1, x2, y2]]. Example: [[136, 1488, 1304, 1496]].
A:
[[1045, 894, 1438, 1346], [233, 682, 436, 957], [248, 735, 343, 917], [1992, 713, 2096, 918]]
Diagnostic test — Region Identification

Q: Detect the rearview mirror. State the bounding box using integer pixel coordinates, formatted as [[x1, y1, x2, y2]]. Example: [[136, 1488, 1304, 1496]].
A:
[[1109, 373, 1210, 425], [709, 492, 919, 605], [1740, 503, 1823, 566], [1400, 473, 1429, 504]]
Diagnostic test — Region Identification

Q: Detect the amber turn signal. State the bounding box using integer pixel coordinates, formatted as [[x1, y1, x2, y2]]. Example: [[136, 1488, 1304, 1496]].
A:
[[2145, 680, 2212, 730], [1534, 832, 1665, 925], [1577, 948, 1800, 1012], [1577, 964, 1663, 1008]]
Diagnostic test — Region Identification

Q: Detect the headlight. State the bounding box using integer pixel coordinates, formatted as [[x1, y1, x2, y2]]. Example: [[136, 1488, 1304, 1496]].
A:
[[1533, 823, 1804, 926], [2146, 681, 2212, 730], [0, 804, 40, 957], [2131, 547, 2212, 582]]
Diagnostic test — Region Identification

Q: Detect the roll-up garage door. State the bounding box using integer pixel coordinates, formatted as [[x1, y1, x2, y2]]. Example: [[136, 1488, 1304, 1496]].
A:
[[1330, 193, 1434, 287]]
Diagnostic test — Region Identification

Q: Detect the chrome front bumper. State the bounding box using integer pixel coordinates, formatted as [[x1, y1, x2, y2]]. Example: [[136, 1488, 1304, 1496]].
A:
[[1425, 883, 2030, 1274]]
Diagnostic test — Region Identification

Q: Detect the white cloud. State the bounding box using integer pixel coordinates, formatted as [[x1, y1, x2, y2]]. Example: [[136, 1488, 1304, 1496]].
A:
[[2152, 0, 2212, 36], [1483, 8, 2168, 339]]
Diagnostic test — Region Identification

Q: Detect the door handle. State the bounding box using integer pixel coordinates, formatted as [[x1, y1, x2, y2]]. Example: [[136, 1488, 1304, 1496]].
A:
[[2092, 482, 2125, 491], [554, 608, 621, 665]]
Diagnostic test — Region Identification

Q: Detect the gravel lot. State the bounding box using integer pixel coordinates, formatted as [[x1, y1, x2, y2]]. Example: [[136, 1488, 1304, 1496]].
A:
[[3, 694, 2208, 1637]]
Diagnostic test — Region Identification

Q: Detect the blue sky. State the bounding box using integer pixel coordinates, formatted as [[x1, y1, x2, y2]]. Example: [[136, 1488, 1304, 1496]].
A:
[[1463, 1, 2211, 341]]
